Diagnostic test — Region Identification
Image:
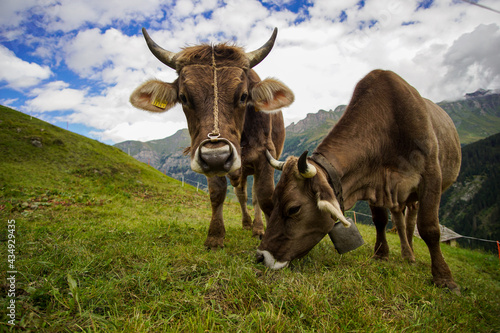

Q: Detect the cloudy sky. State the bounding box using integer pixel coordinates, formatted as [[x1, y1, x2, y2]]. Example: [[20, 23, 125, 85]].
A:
[[1, 0, 499, 144]]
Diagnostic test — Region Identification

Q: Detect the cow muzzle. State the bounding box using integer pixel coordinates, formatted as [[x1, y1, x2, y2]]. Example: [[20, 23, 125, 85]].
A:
[[256, 250, 289, 270], [191, 137, 241, 177]]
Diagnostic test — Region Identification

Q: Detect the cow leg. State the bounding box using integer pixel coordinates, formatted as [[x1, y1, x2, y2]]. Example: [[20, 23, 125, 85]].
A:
[[234, 176, 253, 230], [252, 183, 264, 236], [417, 176, 458, 292], [370, 206, 389, 260], [405, 202, 418, 251], [205, 176, 227, 250], [390, 208, 415, 262], [252, 164, 275, 238]]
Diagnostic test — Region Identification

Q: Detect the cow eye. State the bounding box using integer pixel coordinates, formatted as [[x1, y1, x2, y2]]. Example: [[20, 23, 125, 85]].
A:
[[180, 93, 188, 104], [240, 93, 248, 103], [287, 206, 301, 216]]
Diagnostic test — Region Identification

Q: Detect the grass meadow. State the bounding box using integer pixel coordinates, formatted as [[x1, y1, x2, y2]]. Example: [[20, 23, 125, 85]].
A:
[[1, 106, 499, 332]]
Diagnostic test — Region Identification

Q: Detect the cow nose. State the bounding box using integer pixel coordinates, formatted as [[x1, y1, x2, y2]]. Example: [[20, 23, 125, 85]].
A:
[[191, 138, 242, 176], [198, 140, 234, 174], [256, 251, 264, 263]]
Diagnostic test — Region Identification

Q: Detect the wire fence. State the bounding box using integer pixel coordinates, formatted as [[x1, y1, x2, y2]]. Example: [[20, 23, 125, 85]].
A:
[[163, 171, 239, 201]]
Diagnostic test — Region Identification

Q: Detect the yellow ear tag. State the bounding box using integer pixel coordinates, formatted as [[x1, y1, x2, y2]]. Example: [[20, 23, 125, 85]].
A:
[[152, 99, 167, 109]]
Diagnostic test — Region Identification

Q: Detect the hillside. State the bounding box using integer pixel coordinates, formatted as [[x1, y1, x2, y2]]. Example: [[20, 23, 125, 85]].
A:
[[0, 105, 207, 207], [115, 128, 207, 186], [1, 105, 500, 332], [439, 133, 500, 249], [439, 92, 500, 144], [117, 128, 191, 172], [280, 105, 346, 160]]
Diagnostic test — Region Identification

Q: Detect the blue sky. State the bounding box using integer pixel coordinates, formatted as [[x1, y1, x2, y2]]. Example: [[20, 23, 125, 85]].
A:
[[1, 0, 499, 144]]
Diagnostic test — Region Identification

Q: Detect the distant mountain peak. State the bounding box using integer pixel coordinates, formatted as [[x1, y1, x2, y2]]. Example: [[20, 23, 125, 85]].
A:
[[286, 106, 346, 134], [465, 88, 500, 99]]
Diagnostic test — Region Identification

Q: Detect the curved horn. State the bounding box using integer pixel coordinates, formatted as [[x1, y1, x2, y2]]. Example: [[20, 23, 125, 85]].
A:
[[142, 27, 177, 70], [266, 150, 285, 171], [317, 200, 351, 228], [246, 28, 278, 68], [298, 151, 317, 178]]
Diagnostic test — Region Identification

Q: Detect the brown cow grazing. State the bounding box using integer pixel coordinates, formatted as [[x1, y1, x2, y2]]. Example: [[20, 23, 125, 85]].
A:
[[258, 70, 461, 293], [130, 28, 294, 249]]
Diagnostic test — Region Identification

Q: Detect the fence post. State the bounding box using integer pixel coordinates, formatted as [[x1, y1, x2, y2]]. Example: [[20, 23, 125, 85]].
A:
[[497, 241, 500, 262]]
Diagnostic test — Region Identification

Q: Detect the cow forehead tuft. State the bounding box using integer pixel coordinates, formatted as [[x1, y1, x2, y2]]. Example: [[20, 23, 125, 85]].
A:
[[176, 44, 250, 70], [274, 158, 303, 195]]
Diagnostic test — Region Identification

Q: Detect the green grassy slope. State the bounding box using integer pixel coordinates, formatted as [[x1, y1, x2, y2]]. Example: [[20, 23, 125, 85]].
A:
[[0, 105, 170, 191], [439, 133, 500, 249], [1, 106, 499, 332], [439, 94, 500, 145]]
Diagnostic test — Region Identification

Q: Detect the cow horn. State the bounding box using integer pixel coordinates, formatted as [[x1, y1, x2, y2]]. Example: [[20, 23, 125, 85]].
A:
[[142, 27, 177, 70], [266, 150, 284, 171], [246, 28, 278, 68], [298, 151, 317, 178], [317, 199, 351, 228]]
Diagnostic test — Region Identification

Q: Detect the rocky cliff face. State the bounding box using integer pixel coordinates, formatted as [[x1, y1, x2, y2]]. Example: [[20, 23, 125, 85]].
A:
[[438, 93, 500, 144], [115, 129, 207, 184], [287, 106, 346, 134]]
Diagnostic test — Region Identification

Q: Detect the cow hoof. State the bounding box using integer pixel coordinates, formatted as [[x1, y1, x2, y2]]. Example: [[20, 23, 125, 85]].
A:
[[405, 257, 416, 263], [252, 229, 264, 239], [402, 254, 416, 263], [204, 237, 224, 250], [450, 287, 461, 296], [401, 249, 416, 262], [434, 279, 461, 295], [372, 254, 389, 261], [242, 217, 253, 230]]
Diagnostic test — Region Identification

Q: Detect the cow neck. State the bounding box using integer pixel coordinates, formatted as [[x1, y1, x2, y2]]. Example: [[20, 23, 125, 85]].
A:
[[310, 152, 344, 213]]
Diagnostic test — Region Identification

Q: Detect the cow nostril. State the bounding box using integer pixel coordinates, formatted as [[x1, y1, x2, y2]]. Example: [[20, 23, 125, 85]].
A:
[[198, 142, 232, 169], [256, 252, 264, 263], [192, 138, 241, 176]]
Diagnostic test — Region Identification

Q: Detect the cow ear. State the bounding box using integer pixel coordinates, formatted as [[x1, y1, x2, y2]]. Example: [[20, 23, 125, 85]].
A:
[[130, 79, 178, 113], [313, 175, 351, 228], [251, 78, 294, 112]]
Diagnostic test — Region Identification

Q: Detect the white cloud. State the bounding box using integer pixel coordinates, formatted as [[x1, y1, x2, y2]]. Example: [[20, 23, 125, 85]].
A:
[[1, 0, 500, 144], [441, 23, 500, 96], [95, 119, 187, 142], [41, 0, 166, 32], [25, 81, 86, 112], [0, 0, 39, 32], [0, 45, 52, 89], [0, 98, 18, 107], [63, 28, 140, 79]]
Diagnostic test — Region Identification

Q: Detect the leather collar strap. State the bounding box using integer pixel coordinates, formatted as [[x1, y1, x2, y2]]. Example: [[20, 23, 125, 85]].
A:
[[310, 152, 344, 213]]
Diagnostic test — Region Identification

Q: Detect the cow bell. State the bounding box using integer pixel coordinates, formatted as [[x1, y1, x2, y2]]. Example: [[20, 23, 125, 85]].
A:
[[328, 219, 365, 254]]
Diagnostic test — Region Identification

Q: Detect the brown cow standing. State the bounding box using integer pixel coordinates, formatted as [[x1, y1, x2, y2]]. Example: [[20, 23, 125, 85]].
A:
[[260, 70, 461, 293], [130, 28, 294, 249]]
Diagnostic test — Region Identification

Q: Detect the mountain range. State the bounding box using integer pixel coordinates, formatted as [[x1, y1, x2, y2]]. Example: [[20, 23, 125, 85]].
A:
[[116, 90, 500, 182]]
